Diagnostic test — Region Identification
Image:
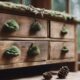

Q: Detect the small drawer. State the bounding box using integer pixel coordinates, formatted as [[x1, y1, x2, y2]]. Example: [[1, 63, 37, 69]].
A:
[[50, 21, 75, 39], [50, 41, 75, 60], [0, 41, 48, 65], [0, 13, 47, 38]]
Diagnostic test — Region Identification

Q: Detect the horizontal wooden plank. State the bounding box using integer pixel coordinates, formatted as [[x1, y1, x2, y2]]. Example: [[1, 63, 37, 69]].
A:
[[0, 41, 48, 65], [50, 21, 75, 39], [0, 59, 75, 70], [0, 13, 48, 38], [50, 42, 75, 60], [0, 37, 74, 42]]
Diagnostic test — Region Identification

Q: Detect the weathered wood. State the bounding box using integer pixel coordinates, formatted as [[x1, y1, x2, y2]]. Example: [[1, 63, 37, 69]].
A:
[[0, 1, 76, 23], [46, 59, 75, 64], [0, 1, 77, 71], [0, 41, 48, 65], [0, 13, 47, 38], [50, 21, 75, 39], [50, 42, 75, 60], [0, 61, 47, 70], [0, 37, 74, 42]]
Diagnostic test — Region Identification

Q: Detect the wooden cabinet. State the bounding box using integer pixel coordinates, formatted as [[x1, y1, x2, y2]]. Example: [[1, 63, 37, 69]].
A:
[[0, 2, 77, 71]]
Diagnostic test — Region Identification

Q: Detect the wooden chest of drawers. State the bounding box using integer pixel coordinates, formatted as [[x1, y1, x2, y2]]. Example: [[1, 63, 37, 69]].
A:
[[0, 2, 78, 71]]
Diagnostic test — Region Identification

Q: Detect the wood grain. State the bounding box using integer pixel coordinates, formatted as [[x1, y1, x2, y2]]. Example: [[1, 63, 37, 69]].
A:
[[0, 41, 48, 65], [0, 13, 48, 38], [50, 41, 75, 60], [50, 21, 75, 39]]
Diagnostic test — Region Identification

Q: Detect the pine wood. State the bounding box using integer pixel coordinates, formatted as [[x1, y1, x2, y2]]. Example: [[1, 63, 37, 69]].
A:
[[0, 61, 47, 70]]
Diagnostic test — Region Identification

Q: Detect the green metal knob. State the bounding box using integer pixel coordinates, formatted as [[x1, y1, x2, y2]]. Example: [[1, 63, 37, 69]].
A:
[[4, 46, 21, 57], [2, 19, 19, 33], [61, 46, 69, 54], [29, 21, 41, 35], [60, 27, 68, 36], [27, 43, 40, 57]]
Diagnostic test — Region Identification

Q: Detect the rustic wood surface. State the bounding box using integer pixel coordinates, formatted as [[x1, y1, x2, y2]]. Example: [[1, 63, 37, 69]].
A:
[[0, 9, 77, 71], [0, 13, 48, 38], [50, 21, 75, 39], [0, 41, 48, 65], [50, 42, 75, 60], [0, 37, 74, 41]]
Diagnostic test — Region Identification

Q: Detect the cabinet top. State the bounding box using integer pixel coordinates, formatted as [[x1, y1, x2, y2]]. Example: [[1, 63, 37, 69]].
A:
[[0, 1, 78, 23]]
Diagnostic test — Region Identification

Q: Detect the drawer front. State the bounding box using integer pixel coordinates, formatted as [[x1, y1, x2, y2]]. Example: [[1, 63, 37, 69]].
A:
[[50, 21, 75, 39], [0, 13, 47, 38], [50, 42, 75, 60], [0, 41, 48, 65]]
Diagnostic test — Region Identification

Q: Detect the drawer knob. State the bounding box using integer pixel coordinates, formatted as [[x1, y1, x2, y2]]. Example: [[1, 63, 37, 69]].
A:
[[61, 46, 69, 54], [4, 46, 21, 57], [60, 27, 68, 36], [2, 19, 19, 33], [29, 21, 41, 35], [27, 43, 40, 57]]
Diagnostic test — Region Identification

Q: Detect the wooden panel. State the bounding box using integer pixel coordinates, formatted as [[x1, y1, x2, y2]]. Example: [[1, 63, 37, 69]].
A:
[[0, 13, 47, 38], [0, 41, 48, 65], [0, 62, 47, 70], [50, 21, 75, 39], [50, 41, 75, 60]]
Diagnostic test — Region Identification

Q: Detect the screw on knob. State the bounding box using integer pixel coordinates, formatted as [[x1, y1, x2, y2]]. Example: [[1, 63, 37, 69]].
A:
[[27, 43, 40, 57], [29, 21, 42, 35], [61, 46, 69, 54], [60, 26, 68, 37]]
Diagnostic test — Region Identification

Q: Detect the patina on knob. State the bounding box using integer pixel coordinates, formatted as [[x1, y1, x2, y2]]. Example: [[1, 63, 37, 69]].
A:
[[61, 46, 69, 54], [2, 19, 19, 33], [4, 46, 21, 57], [27, 43, 40, 57], [29, 20, 42, 35], [60, 26, 68, 36]]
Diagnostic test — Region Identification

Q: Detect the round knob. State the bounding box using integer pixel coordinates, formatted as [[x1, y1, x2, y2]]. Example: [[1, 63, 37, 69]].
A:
[[60, 27, 68, 36], [2, 19, 19, 33], [61, 46, 69, 54], [27, 43, 40, 57], [4, 46, 21, 57], [29, 21, 41, 35]]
